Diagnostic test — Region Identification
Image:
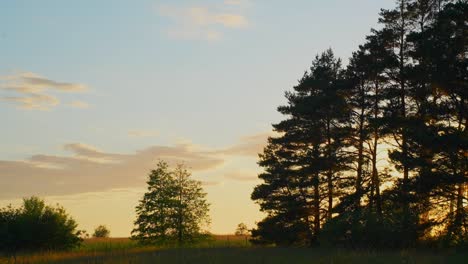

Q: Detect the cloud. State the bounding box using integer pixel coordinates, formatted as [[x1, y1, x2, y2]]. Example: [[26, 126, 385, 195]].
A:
[[0, 142, 224, 199], [158, 2, 249, 41], [2, 93, 60, 110], [64, 143, 103, 157], [219, 132, 272, 157], [68, 101, 89, 109], [0, 132, 271, 199], [1, 72, 87, 93], [0, 72, 88, 110], [128, 130, 159, 138], [213, 13, 248, 28], [62, 143, 118, 164]]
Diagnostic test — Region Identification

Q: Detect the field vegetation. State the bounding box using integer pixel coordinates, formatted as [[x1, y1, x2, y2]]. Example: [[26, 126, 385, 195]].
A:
[[1, 236, 467, 264]]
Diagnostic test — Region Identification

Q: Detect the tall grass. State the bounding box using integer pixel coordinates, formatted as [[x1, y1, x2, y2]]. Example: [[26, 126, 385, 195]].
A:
[[1, 236, 466, 264], [75, 238, 141, 252]]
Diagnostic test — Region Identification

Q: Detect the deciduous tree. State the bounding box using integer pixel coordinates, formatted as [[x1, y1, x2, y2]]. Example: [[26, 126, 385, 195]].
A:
[[132, 161, 210, 245]]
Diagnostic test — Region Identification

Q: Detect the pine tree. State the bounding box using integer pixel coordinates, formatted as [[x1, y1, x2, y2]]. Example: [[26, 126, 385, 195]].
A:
[[251, 135, 319, 245], [251, 0, 466, 248], [408, 0, 468, 242], [345, 30, 394, 215], [251, 49, 350, 245], [378, 0, 424, 245]]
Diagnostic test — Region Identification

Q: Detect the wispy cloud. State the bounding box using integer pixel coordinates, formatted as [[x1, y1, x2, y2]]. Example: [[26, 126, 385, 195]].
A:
[[0, 132, 271, 199], [158, 2, 249, 41], [0, 142, 224, 199], [2, 93, 60, 111], [218, 132, 273, 157], [0, 72, 88, 110]]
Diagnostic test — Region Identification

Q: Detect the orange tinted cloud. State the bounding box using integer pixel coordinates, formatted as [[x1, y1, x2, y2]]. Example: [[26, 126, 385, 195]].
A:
[[0, 132, 272, 199]]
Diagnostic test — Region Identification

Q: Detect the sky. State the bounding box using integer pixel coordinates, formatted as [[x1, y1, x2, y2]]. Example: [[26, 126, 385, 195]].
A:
[[0, 0, 395, 237]]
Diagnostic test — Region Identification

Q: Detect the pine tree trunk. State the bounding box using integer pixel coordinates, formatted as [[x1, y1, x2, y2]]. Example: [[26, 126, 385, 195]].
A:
[[454, 182, 465, 233], [399, 0, 411, 236], [452, 103, 467, 235], [371, 135, 382, 217], [327, 119, 333, 220], [355, 98, 365, 209], [313, 172, 321, 238], [372, 78, 382, 217]]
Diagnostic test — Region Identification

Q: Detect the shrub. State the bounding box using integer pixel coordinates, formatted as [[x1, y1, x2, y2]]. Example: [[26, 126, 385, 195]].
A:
[[93, 225, 110, 238], [0, 197, 82, 256]]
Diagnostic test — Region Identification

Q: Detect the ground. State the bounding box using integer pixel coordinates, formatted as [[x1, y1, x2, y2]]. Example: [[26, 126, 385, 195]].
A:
[[1, 236, 467, 263]]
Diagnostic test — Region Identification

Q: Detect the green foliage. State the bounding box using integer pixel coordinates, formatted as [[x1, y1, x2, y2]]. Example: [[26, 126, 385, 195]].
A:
[[92, 225, 110, 238], [250, 214, 310, 246], [132, 161, 210, 245], [320, 191, 425, 249], [0, 197, 82, 256]]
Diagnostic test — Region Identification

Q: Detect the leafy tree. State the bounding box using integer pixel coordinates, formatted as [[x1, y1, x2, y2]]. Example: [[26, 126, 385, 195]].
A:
[[0, 197, 82, 257], [132, 161, 210, 245], [235, 223, 249, 236], [93, 225, 110, 238]]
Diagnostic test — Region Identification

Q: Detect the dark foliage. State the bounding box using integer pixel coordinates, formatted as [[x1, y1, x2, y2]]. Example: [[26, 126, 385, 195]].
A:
[[132, 161, 210, 245], [0, 197, 82, 257], [93, 225, 110, 238], [252, 0, 467, 249]]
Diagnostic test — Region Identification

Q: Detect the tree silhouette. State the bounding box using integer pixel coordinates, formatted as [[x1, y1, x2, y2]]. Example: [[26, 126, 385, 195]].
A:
[[0, 197, 82, 257], [251, 0, 467, 248], [132, 161, 210, 245], [235, 223, 249, 236], [252, 49, 351, 246], [93, 225, 110, 238]]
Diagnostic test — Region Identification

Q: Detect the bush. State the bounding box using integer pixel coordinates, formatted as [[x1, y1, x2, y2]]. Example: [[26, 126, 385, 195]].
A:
[[250, 215, 310, 246], [93, 225, 110, 238], [0, 197, 82, 256]]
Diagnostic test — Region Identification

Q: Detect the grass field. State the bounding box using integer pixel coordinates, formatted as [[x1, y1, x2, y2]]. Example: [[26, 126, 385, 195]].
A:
[[1, 236, 467, 263]]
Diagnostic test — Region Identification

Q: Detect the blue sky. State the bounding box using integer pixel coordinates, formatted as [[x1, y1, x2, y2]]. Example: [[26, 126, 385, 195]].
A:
[[0, 0, 395, 236]]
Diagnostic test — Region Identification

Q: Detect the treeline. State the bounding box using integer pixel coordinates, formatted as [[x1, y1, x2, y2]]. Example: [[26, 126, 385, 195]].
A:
[[251, 0, 467, 248]]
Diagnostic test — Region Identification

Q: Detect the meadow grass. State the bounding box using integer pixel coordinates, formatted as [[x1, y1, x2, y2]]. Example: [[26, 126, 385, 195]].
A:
[[1, 236, 467, 264]]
